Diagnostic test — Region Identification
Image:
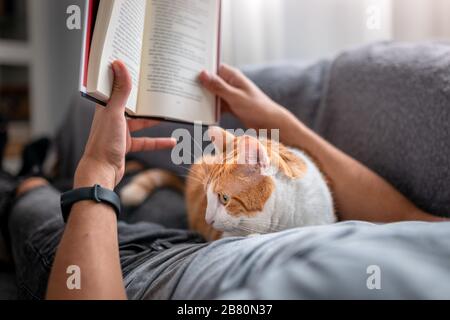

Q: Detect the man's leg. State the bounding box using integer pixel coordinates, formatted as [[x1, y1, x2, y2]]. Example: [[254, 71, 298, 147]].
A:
[[8, 178, 64, 299], [7, 177, 204, 300]]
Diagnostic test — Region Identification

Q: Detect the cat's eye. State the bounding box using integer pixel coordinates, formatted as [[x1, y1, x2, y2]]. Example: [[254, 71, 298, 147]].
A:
[[219, 194, 230, 205]]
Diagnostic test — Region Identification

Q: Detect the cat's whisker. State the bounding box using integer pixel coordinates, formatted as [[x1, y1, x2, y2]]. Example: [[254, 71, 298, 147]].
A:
[[239, 221, 293, 234], [241, 217, 290, 227], [234, 224, 263, 232], [239, 218, 291, 229], [179, 174, 206, 186], [234, 225, 268, 235], [242, 225, 274, 234], [185, 176, 209, 188], [174, 167, 194, 176], [237, 223, 290, 235], [175, 166, 206, 182], [190, 177, 206, 185]]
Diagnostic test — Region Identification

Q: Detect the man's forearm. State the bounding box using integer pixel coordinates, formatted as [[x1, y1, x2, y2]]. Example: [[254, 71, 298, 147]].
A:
[[281, 113, 444, 222], [47, 159, 126, 300], [46, 61, 175, 300], [46, 201, 126, 300]]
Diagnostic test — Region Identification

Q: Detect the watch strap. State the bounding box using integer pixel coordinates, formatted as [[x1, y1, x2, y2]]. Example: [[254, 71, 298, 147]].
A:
[[61, 185, 121, 222]]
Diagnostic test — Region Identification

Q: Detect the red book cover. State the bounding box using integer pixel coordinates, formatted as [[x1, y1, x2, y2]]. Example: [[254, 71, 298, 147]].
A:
[[79, 0, 100, 95]]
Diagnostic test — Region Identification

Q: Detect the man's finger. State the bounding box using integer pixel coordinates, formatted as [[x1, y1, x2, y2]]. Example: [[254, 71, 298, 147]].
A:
[[129, 137, 177, 153], [199, 71, 240, 102], [127, 119, 160, 133], [218, 64, 252, 90], [109, 60, 132, 111]]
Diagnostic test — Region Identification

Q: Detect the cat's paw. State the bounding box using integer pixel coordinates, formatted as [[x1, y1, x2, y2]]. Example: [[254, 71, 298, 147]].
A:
[[120, 184, 148, 206]]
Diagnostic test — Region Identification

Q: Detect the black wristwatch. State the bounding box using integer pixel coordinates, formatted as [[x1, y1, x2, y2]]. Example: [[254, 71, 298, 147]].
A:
[[60, 184, 121, 223]]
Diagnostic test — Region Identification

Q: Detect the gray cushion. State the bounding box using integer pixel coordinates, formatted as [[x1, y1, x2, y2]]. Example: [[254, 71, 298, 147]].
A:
[[314, 42, 450, 216]]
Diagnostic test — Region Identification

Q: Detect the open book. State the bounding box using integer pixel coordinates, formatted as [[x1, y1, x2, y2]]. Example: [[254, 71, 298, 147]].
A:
[[79, 0, 222, 125]]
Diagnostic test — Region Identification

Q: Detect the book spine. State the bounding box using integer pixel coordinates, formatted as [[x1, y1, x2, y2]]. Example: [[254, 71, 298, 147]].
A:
[[83, 0, 95, 87], [216, 0, 223, 124], [79, 0, 91, 93]]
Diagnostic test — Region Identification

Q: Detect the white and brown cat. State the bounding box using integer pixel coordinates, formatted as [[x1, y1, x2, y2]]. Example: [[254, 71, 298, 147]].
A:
[[121, 127, 336, 241]]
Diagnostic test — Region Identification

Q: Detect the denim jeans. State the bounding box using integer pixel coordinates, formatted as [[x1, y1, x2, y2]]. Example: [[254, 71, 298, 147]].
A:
[[8, 186, 205, 299]]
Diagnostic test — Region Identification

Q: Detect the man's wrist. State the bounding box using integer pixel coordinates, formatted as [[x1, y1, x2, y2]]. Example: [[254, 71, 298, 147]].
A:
[[270, 107, 307, 149], [74, 157, 117, 190]]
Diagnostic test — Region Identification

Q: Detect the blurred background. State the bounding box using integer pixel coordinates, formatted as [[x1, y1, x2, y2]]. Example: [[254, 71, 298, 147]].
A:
[[0, 0, 449, 173]]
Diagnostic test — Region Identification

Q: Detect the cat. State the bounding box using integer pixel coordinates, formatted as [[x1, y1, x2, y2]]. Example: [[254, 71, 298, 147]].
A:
[[120, 127, 336, 241]]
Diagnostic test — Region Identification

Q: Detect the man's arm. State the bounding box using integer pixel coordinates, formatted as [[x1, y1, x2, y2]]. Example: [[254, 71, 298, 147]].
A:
[[46, 196, 126, 300], [282, 118, 445, 222], [199, 64, 446, 223], [46, 61, 176, 300]]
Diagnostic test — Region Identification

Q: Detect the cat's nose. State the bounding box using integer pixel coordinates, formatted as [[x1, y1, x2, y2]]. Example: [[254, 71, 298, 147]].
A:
[[205, 216, 215, 225], [205, 211, 216, 225]]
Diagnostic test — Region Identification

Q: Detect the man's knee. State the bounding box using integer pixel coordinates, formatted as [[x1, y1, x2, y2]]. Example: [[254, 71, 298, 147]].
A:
[[16, 177, 49, 198], [9, 185, 63, 248]]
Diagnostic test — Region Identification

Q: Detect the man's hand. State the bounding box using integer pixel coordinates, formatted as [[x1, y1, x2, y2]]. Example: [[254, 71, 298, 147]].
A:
[[199, 64, 304, 147], [199, 64, 296, 131], [75, 61, 176, 190]]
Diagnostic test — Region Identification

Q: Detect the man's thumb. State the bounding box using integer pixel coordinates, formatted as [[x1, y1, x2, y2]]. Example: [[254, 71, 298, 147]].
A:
[[109, 61, 132, 111]]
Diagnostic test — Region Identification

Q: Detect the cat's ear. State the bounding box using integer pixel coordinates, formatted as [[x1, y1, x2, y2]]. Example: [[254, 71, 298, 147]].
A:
[[208, 126, 235, 154], [237, 136, 271, 173]]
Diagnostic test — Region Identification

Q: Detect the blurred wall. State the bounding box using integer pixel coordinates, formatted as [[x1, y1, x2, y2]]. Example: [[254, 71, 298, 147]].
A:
[[222, 0, 450, 66], [393, 0, 450, 41], [29, 0, 84, 137], [222, 0, 393, 65]]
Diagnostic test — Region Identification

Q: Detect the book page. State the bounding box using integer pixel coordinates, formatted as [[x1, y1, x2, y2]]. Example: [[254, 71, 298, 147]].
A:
[[95, 0, 147, 112], [137, 0, 220, 123]]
